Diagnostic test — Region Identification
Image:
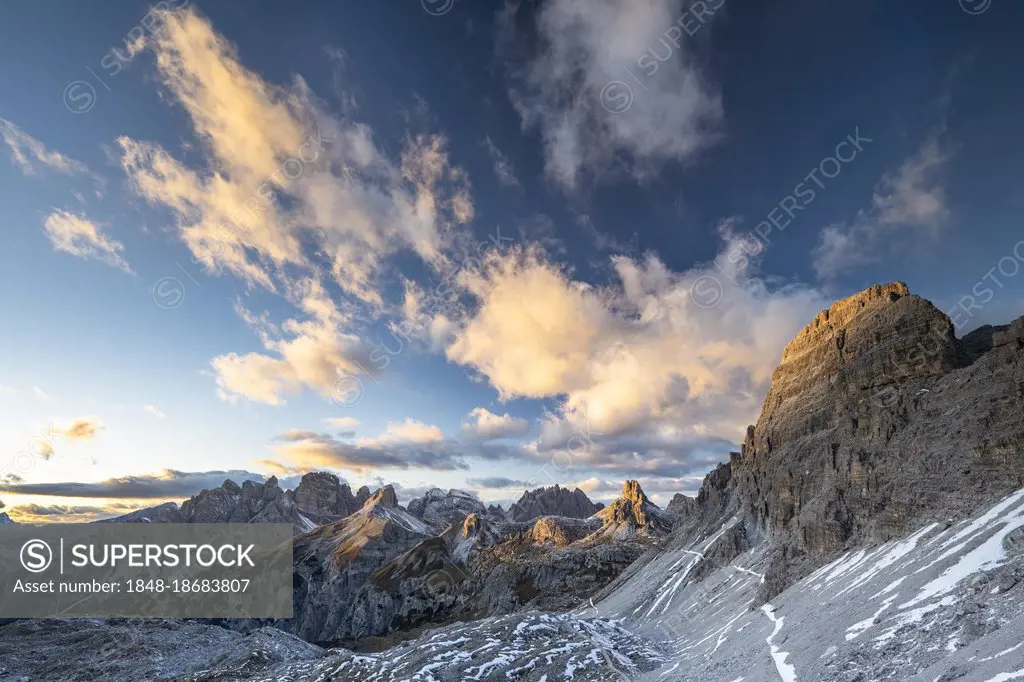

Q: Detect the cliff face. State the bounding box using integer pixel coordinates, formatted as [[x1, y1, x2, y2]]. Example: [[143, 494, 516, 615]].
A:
[[706, 282, 1024, 599]]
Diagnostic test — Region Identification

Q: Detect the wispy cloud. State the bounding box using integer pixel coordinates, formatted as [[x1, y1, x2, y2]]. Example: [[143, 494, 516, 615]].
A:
[[483, 136, 520, 187], [502, 0, 722, 189], [0, 118, 94, 177], [269, 431, 468, 474], [42, 210, 133, 274], [814, 132, 952, 280], [117, 7, 475, 403], [142, 404, 167, 420], [324, 416, 359, 429], [466, 476, 532, 489], [35, 417, 106, 460]]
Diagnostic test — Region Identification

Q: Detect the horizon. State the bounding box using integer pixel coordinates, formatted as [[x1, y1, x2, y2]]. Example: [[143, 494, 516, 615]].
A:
[[3, 0, 1024, 524]]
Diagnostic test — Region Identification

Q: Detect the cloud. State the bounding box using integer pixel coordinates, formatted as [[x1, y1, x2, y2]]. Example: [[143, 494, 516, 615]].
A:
[[872, 134, 951, 229], [36, 417, 106, 459], [466, 476, 531, 489], [569, 475, 702, 495], [269, 429, 468, 474], [503, 0, 722, 189], [33, 386, 48, 401], [814, 132, 952, 279], [6, 502, 154, 523], [483, 136, 520, 187], [325, 416, 360, 429], [363, 418, 445, 445], [143, 404, 167, 419], [60, 418, 104, 441], [118, 7, 475, 403], [461, 407, 530, 441], [42, 210, 133, 274], [265, 418, 531, 475], [445, 236, 827, 475], [0, 469, 268, 499], [212, 282, 368, 405], [0, 118, 93, 177]]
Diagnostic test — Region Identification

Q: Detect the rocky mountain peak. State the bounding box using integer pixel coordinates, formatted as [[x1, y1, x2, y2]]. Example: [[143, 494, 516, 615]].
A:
[[780, 281, 910, 363], [593, 480, 671, 538], [364, 485, 399, 510], [722, 282, 1024, 602], [621, 480, 647, 505], [407, 488, 487, 530], [509, 485, 603, 522]]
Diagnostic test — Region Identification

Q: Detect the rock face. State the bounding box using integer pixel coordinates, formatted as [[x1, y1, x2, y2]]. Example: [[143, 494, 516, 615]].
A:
[[291, 471, 370, 523], [665, 493, 698, 521], [406, 488, 488, 530], [508, 484, 604, 522], [104, 472, 371, 532], [591, 480, 674, 539], [271, 485, 434, 643], [656, 282, 1024, 602]]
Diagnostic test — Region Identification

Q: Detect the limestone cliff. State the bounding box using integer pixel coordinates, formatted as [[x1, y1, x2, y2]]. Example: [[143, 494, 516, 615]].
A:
[[678, 282, 1024, 601]]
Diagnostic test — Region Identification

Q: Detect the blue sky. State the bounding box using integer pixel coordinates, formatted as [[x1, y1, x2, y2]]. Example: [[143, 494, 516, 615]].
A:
[[1, 0, 1022, 521]]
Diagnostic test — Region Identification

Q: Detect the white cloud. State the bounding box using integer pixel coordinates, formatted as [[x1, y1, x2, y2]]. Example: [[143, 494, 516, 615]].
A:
[[211, 281, 367, 405], [324, 416, 360, 429], [814, 132, 952, 280], [117, 7, 475, 402], [504, 0, 722, 189], [42, 210, 133, 274], [483, 136, 520, 187], [445, 236, 827, 472], [0, 118, 93, 177], [32, 387, 49, 401], [872, 134, 950, 229], [361, 418, 445, 446], [461, 407, 530, 441], [142, 404, 167, 420]]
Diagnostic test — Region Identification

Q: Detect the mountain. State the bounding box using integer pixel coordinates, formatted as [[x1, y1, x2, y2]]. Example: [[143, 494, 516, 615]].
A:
[[273, 485, 434, 643], [274, 480, 665, 644], [102, 472, 371, 532], [591, 480, 674, 539], [508, 484, 604, 522], [730, 282, 1024, 600], [406, 487, 490, 530], [666, 492, 698, 520]]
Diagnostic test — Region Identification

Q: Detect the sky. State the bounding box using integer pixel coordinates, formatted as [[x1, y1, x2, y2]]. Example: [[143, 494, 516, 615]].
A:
[[1, 0, 1023, 522]]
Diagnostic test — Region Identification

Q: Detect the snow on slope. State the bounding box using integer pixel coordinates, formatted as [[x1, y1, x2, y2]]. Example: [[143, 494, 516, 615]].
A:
[[604, 487, 1024, 682], [231, 488, 1024, 681], [249, 612, 666, 681]]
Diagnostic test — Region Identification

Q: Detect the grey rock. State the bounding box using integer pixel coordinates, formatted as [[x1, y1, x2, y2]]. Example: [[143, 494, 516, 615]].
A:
[[509, 484, 604, 522], [406, 487, 486, 530]]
